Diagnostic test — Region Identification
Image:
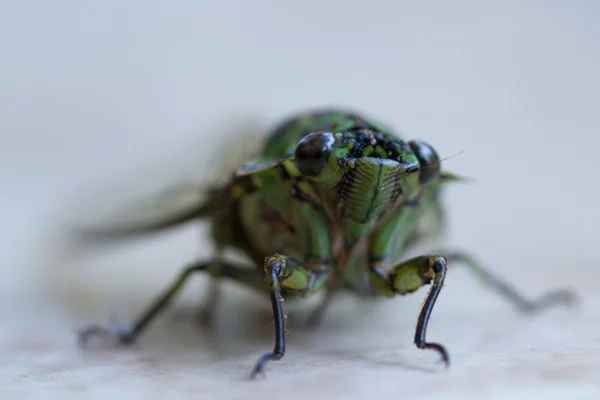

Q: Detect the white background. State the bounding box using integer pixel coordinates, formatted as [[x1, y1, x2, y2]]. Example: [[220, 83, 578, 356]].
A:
[[1, 1, 599, 398]]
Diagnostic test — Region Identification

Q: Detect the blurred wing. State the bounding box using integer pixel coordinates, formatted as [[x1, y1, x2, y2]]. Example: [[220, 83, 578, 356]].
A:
[[69, 182, 218, 242], [64, 114, 270, 244]]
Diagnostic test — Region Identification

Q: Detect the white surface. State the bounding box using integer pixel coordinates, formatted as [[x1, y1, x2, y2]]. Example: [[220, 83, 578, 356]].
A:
[[1, 1, 599, 399]]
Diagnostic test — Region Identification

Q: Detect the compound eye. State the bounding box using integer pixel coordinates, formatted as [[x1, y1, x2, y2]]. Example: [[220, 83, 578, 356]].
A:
[[408, 140, 440, 185], [294, 132, 335, 177]]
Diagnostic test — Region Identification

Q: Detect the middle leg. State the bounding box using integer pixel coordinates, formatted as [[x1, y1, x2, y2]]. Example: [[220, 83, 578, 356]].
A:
[[78, 259, 267, 347]]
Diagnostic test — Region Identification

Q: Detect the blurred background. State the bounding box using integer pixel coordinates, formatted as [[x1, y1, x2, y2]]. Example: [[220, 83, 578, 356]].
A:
[[1, 1, 599, 398]]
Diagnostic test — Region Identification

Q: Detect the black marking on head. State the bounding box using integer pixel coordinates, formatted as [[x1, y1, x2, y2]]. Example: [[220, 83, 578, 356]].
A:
[[340, 129, 413, 164]]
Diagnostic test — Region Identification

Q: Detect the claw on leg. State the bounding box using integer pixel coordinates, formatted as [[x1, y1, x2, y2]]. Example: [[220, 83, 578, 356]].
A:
[[78, 317, 135, 348]]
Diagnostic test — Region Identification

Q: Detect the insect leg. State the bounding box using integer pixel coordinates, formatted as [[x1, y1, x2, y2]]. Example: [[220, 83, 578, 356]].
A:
[[369, 254, 450, 366], [252, 254, 329, 379], [363, 204, 454, 364], [444, 251, 577, 313], [78, 260, 266, 346], [197, 259, 223, 325], [308, 202, 424, 327]]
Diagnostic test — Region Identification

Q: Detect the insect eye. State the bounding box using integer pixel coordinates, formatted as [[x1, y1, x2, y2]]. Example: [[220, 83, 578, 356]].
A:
[[408, 140, 440, 185], [294, 132, 335, 177]]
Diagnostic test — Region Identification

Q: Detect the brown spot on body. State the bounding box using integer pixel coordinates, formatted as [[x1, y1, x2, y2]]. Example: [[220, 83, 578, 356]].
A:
[[260, 202, 297, 234]]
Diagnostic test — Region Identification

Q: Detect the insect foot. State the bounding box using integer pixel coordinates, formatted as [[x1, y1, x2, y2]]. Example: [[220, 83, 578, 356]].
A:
[[77, 319, 136, 348]]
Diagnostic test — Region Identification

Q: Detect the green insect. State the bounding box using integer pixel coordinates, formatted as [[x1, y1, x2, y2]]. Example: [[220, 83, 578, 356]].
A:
[[77, 109, 575, 378]]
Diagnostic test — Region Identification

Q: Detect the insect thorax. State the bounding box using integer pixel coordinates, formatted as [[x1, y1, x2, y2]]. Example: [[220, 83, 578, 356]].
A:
[[233, 110, 429, 263]]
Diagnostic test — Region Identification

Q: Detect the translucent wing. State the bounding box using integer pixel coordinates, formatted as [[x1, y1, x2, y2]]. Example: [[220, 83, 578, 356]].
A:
[[63, 114, 269, 244]]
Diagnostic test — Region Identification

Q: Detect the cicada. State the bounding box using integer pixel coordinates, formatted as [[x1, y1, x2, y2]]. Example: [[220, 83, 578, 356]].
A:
[[76, 109, 575, 378]]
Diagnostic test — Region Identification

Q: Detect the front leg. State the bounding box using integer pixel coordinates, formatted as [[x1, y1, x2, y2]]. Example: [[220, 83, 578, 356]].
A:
[[369, 254, 450, 365], [252, 254, 329, 378], [365, 205, 455, 364]]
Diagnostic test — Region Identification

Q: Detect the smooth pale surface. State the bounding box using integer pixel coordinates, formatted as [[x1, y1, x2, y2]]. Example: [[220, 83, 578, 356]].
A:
[[1, 1, 599, 399]]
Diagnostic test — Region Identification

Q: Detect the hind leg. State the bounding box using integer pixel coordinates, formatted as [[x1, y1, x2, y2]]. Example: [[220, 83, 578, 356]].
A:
[[444, 251, 577, 313]]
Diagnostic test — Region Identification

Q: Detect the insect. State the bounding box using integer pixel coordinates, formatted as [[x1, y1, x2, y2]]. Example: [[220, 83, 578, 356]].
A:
[[76, 109, 576, 378]]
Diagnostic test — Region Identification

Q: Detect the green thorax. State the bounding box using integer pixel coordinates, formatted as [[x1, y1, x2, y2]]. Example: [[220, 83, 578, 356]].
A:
[[250, 109, 433, 246], [229, 108, 450, 295]]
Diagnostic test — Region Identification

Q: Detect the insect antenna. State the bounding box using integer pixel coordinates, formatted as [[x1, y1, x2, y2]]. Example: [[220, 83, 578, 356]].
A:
[[440, 150, 465, 163], [410, 150, 464, 175], [419, 150, 473, 183]]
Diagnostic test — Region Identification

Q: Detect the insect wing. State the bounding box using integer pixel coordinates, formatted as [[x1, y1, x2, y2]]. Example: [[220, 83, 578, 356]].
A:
[[65, 121, 268, 243]]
